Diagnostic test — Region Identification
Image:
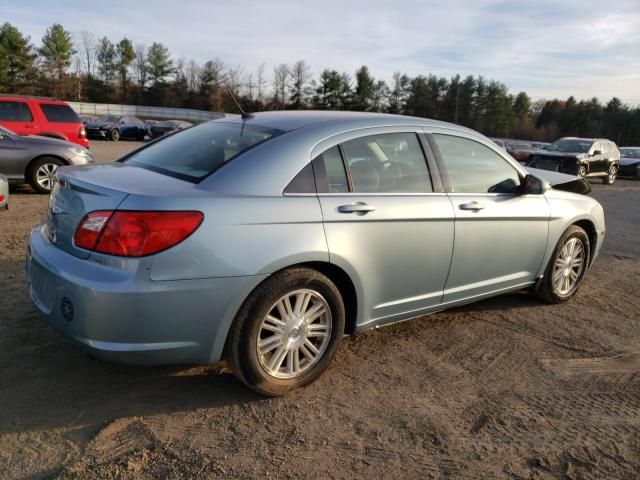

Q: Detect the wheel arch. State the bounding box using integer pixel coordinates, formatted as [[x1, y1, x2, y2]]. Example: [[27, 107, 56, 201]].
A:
[[219, 260, 360, 362], [24, 154, 69, 182], [572, 218, 597, 266], [39, 132, 68, 141]]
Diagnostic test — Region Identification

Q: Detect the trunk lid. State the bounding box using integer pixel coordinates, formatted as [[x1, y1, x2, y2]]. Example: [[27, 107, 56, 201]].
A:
[[48, 163, 199, 258]]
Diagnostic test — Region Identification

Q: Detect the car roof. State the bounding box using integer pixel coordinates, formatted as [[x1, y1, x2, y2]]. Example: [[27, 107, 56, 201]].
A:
[[559, 136, 613, 142], [212, 110, 477, 136]]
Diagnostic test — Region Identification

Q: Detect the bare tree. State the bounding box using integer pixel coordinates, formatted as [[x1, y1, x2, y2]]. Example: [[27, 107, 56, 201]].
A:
[[245, 72, 255, 101], [186, 59, 200, 93], [256, 62, 267, 103], [77, 30, 96, 77], [226, 65, 244, 95], [272, 63, 289, 109], [133, 44, 147, 96]]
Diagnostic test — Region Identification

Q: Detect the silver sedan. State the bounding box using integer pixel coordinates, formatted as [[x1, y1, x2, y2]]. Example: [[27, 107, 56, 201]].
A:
[[27, 112, 605, 395]]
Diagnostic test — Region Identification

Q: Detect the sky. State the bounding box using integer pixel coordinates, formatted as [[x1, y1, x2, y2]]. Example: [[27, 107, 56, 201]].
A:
[[4, 0, 640, 104]]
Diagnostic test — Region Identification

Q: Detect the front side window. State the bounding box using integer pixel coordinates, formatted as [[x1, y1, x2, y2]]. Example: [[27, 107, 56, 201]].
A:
[[124, 122, 282, 182], [433, 134, 522, 194], [39, 104, 79, 123], [341, 133, 432, 193]]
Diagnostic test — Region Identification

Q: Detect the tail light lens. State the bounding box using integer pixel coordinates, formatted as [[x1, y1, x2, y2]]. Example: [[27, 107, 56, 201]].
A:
[[74, 210, 204, 257]]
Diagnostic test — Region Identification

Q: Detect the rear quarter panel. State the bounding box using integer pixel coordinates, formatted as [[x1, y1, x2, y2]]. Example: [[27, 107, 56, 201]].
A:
[[115, 194, 329, 281]]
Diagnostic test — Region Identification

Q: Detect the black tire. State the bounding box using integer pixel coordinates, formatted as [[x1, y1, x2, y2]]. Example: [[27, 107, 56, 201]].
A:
[[635, 165, 640, 180], [110, 128, 120, 142], [27, 157, 64, 193], [227, 267, 345, 396], [533, 225, 590, 304], [577, 165, 587, 177], [603, 164, 617, 185]]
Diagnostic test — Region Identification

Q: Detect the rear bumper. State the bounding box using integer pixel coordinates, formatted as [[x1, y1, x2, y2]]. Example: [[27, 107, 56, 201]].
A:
[[27, 225, 265, 365]]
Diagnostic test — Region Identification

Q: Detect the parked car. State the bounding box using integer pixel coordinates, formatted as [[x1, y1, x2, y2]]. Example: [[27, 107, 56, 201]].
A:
[[148, 120, 193, 140], [79, 115, 97, 126], [0, 174, 8, 210], [530, 141, 550, 150], [27, 112, 605, 396], [506, 141, 537, 164], [490, 138, 507, 149], [85, 115, 149, 141], [618, 147, 640, 179], [0, 95, 89, 148], [527, 137, 620, 184], [0, 125, 94, 193]]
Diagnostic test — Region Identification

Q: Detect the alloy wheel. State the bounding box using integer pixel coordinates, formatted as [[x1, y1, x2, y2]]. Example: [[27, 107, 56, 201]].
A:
[[35, 163, 58, 191], [608, 165, 617, 183], [552, 237, 585, 295], [256, 289, 332, 379]]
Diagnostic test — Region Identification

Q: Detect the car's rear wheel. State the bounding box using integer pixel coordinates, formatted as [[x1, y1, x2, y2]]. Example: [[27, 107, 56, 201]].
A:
[[110, 128, 120, 142], [533, 225, 590, 303], [227, 267, 345, 396], [636, 165, 640, 180], [603, 164, 617, 185], [27, 157, 63, 193]]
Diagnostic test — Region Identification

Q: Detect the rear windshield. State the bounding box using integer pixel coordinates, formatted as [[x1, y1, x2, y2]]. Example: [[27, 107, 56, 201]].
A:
[[124, 122, 282, 182], [39, 103, 80, 123]]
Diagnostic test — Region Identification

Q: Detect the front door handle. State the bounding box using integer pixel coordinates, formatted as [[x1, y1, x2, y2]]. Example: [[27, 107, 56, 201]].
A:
[[338, 202, 376, 215], [459, 201, 485, 212]]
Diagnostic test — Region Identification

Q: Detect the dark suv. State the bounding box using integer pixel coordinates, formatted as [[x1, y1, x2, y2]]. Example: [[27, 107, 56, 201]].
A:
[[527, 137, 620, 184]]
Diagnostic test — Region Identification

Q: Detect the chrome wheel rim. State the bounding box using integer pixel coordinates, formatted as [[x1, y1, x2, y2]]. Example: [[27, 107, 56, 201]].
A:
[[257, 289, 332, 379], [36, 163, 58, 191], [608, 166, 617, 183], [578, 166, 586, 177], [552, 237, 585, 295], [111, 129, 119, 141]]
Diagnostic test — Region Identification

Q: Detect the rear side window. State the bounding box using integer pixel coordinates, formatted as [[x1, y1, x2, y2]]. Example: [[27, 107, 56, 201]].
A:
[[39, 104, 80, 123], [313, 146, 349, 193], [342, 133, 432, 193], [0, 101, 32, 121], [124, 122, 282, 182], [432, 134, 521, 194]]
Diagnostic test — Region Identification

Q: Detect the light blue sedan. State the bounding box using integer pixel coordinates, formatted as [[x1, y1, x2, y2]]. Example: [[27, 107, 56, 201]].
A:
[[27, 112, 605, 395]]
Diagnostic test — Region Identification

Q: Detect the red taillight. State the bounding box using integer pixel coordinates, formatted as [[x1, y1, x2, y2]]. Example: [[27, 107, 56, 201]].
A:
[[74, 211, 203, 257], [0, 195, 5, 202]]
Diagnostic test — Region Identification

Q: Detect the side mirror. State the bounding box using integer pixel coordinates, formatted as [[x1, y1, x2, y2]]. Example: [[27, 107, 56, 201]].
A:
[[592, 150, 601, 156], [522, 174, 546, 195]]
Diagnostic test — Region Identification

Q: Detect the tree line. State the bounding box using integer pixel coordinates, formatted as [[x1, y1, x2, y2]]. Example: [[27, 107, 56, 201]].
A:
[[1, 22, 639, 146]]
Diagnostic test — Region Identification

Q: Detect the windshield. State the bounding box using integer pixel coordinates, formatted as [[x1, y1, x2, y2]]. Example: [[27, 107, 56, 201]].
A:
[[124, 122, 282, 182], [620, 148, 640, 158], [548, 139, 593, 153], [97, 115, 119, 123]]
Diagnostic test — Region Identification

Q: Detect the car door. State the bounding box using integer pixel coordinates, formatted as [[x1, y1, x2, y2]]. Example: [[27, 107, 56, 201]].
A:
[[315, 128, 454, 328], [428, 132, 550, 304], [0, 130, 19, 177], [588, 141, 606, 173]]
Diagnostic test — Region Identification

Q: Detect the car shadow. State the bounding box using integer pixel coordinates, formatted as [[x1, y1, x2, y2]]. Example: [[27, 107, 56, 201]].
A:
[[0, 255, 541, 437], [0, 259, 265, 437]]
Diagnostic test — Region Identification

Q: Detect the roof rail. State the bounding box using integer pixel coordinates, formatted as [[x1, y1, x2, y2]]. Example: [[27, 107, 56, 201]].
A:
[[0, 94, 55, 100]]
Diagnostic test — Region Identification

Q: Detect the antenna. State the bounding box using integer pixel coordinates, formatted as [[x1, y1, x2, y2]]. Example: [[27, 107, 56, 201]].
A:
[[226, 88, 254, 119]]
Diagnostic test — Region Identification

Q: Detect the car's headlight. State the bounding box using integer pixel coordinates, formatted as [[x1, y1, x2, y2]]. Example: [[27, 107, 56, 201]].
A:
[[68, 147, 90, 157]]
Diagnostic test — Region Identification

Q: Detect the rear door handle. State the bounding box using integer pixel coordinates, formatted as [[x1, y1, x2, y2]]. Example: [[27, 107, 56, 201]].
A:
[[459, 201, 485, 212], [338, 202, 376, 215]]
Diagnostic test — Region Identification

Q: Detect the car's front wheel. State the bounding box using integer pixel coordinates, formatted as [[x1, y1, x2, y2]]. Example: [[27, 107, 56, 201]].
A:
[[603, 164, 617, 185], [577, 165, 587, 177], [110, 128, 120, 142], [227, 267, 345, 396], [533, 225, 590, 303]]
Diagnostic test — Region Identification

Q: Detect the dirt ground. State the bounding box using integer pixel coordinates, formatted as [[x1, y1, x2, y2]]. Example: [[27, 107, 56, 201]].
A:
[[0, 140, 639, 479]]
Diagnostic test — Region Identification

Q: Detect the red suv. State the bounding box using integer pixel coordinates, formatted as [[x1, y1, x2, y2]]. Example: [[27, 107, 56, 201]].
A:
[[0, 96, 89, 148]]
